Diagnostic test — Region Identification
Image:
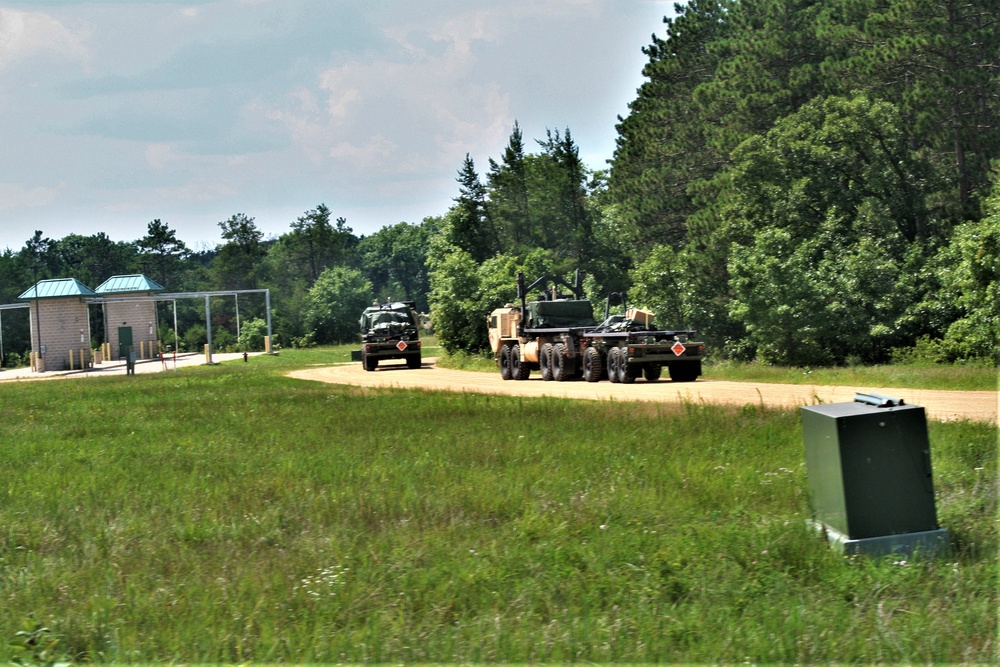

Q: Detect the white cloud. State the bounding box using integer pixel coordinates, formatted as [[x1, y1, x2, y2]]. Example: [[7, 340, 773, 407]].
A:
[[0, 182, 62, 210], [328, 134, 398, 166], [265, 6, 513, 182], [0, 8, 88, 69], [153, 181, 238, 204]]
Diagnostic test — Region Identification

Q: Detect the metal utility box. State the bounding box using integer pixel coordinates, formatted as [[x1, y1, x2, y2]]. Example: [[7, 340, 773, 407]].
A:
[[801, 394, 948, 556]]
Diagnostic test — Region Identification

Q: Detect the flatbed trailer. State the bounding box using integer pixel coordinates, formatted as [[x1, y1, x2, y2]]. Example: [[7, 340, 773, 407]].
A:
[[487, 271, 704, 383]]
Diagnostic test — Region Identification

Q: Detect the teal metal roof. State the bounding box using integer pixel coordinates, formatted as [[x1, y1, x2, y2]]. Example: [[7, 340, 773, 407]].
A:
[[94, 274, 165, 294], [18, 278, 97, 300]]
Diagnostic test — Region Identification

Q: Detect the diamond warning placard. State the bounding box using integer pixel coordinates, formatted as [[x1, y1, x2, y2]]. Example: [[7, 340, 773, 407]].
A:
[[671, 341, 686, 356], [396, 340, 408, 351]]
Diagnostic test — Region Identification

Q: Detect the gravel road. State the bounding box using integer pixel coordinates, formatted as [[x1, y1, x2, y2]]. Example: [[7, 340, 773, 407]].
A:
[[288, 358, 998, 424]]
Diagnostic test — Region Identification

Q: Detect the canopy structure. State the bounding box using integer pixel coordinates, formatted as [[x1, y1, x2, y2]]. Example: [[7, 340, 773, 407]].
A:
[[1, 275, 272, 371], [87, 288, 273, 365]]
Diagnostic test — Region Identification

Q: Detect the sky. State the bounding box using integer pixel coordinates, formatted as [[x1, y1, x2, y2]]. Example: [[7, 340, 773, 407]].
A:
[[0, 0, 674, 253]]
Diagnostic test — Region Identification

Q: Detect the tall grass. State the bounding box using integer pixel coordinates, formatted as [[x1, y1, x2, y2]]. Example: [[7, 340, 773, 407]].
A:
[[0, 351, 995, 663]]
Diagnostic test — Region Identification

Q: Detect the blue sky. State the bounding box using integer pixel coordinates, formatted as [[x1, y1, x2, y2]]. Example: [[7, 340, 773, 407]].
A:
[[0, 0, 673, 253]]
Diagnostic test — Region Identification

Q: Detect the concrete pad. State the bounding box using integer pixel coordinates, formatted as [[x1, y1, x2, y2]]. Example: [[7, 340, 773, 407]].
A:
[[0, 351, 266, 382]]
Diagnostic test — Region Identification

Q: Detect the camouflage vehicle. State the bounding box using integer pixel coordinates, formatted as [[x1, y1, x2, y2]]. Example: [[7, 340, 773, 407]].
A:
[[352, 300, 422, 371], [487, 271, 704, 383]]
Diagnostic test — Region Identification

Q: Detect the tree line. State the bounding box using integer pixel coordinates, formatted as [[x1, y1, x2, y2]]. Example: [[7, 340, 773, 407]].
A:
[[1, 0, 997, 367]]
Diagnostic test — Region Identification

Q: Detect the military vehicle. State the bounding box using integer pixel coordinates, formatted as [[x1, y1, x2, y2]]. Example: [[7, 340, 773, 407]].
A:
[[487, 271, 704, 383], [352, 300, 422, 371]]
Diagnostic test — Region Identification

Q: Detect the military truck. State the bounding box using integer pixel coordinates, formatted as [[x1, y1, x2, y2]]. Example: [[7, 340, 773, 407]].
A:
[[352, 300, 422, 371], [487, 271, 704, 383]]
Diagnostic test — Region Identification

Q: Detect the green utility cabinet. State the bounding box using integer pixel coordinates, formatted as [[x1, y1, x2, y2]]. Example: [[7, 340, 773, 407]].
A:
[[801, 395, 948, 556]]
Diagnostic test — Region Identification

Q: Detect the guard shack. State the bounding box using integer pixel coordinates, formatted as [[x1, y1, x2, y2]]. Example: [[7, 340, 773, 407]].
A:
[[94, 274, 165, 361], [18, 278, 96, 372]]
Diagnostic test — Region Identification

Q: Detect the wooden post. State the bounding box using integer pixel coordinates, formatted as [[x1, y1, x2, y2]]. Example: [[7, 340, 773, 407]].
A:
[[69, 349, 75, 370]]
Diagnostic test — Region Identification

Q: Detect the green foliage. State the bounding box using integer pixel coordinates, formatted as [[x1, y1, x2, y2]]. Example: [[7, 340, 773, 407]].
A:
[[214, 213, 265, 289], [135, 218, 190, 289], [610, 0, 999, 366], [236, 317, 268, 352], [485, 123, 598, 260], [426, 243, 489, 354], [723, 94, 940, 364], [304, 266, 372, 345], [358, 219, 435, 311], [427, 239, 560, 353], [287, 204, 358, 283], [934, 194, 1000, 363], [448, 154, 498, 262], [180, 323, 206, 352], [8, 622, 69, 667]]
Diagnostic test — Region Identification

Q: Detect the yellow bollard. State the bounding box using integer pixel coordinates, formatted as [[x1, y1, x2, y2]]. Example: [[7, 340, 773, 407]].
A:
[[204, 344, 210, 363], [264, 335, 272, 354], [69, 349, 75, 371]]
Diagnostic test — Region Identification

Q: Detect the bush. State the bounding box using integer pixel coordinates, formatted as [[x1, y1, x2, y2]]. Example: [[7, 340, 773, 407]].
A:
[[237, 318, 268, 352]]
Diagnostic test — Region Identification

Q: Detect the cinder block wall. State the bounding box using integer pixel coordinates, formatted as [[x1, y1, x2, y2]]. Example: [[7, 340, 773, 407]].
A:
[[30, 298, 91, 371], [106, 299, 159, 360]]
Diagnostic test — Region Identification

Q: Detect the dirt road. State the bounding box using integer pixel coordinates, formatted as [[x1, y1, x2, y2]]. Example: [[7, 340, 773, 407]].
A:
[[289, 358, 998, 424]]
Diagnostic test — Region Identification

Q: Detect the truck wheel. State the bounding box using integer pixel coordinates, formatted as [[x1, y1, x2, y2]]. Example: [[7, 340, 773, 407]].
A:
[[363, 353, 378, 372], [617, 347, 635, 383], [552, 343, 571, 381], [607, 347, 621, 383], [499, 345, 513, 380], [407, 353, 421, 369], [583, 346, 602, 382], [620, 354, 636, 384], [644, 363, 663, 382], [540, 343, 554, 381], [669, 361, 700, 382], [511, 344, 531, 380]]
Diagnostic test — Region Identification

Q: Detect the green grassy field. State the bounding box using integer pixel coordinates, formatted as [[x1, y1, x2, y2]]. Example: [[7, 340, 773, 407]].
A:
[[0, 348, 995, 663]]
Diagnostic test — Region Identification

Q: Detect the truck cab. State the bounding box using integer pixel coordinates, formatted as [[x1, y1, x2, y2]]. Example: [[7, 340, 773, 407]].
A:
[[353, 300, 422, 371]]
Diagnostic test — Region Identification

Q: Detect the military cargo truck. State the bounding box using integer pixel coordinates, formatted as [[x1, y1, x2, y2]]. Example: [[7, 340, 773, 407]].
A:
[[352, 300, 422, 371], [487, 271, 704, 383]]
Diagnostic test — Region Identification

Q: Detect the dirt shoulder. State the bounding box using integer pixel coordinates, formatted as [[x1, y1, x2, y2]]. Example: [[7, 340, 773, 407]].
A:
[[288, 358, 998, 424]]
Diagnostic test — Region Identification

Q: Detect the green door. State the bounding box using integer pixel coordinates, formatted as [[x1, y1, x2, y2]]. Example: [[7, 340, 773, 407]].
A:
[[118, 327, 133, 360]]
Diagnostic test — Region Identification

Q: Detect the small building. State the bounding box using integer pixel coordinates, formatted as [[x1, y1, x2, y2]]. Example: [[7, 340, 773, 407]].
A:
[[94, 274, 165, 360], [18, 278, 97, 372]]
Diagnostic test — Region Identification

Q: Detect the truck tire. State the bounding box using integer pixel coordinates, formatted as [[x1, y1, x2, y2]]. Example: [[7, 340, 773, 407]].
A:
[[552, 343, 570, 381], [511, 344, 531, 380], [644, 363, 663, 382], [363, 352, 377, 372], [499, 345, 513, 380], [407, 353, 421, 369], [583, 346, 602, 382], [540, 343, 554, 381], [607, 346, 621, 383], [669, 361, 700, 382], [620, 353, 636, 384]]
